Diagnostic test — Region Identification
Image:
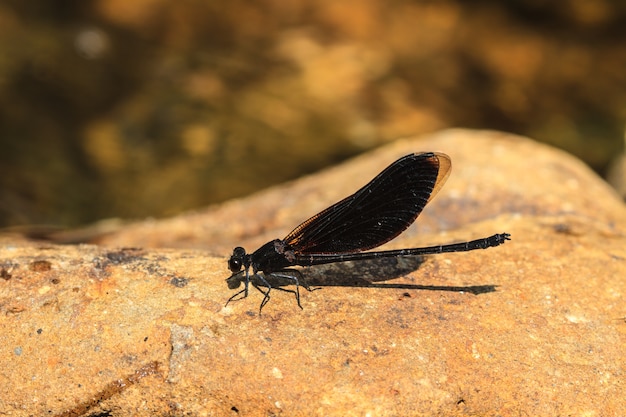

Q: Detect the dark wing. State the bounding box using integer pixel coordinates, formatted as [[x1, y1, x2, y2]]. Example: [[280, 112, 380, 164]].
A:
[[282, 152, 451, 254]]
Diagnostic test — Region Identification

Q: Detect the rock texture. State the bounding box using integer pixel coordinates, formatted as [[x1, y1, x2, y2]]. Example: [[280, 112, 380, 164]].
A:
[[1, 130, 625, 416]]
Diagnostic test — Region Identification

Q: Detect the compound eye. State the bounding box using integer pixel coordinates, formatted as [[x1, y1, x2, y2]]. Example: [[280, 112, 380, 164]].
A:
[[228, 257, 242, 272]]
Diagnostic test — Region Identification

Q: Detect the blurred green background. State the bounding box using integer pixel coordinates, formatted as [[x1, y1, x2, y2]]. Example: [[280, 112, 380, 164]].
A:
[[1, 0, 625, 228]]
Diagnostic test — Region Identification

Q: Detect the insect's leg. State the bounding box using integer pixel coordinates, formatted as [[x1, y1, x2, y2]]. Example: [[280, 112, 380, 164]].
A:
[[226, 289, 245, 306], [266, 278, 302, 309], [225, 270, 249, 306], [276, 268, 320, 293], [270, 269, 316, 309], [254, 273, 273, 314], [286, 268, 321, 293]]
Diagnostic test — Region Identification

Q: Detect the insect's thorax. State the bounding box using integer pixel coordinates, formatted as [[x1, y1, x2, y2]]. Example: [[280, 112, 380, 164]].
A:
[[250, 239, 296, 273]]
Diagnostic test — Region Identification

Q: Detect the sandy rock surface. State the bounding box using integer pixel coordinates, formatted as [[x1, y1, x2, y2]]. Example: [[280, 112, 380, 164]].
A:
[[1, 130, 625, 416]]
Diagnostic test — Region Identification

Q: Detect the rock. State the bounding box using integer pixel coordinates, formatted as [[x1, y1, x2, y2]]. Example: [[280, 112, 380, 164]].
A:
[[607, 144, 626, 200], [1, 129, 625, 416]]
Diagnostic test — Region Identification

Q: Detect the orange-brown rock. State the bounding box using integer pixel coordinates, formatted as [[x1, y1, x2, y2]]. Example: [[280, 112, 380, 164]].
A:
[[1, 130, 625, 416]]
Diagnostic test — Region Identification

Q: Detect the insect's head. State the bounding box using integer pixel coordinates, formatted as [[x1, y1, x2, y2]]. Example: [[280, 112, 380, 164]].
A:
[[228, 246, 248, 273]]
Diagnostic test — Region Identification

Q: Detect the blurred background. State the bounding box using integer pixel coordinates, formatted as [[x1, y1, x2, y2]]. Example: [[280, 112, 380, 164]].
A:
[[1, 0, 625, 229]]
